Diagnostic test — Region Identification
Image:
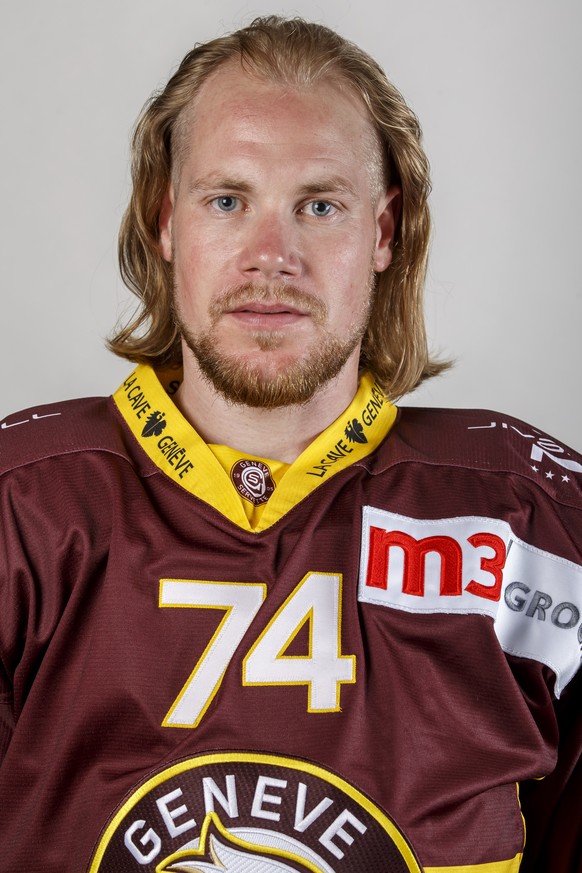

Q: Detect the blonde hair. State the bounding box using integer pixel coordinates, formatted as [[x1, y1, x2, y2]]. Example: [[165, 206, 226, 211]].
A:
[[109, 15, 449, 399]]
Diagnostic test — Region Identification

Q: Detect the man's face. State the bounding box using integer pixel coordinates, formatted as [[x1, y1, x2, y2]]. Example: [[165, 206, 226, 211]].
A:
[[160, 63, 398, 407]]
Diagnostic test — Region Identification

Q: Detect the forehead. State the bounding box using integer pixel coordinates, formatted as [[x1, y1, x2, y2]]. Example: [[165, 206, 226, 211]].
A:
[[175, 62, 381, 188]]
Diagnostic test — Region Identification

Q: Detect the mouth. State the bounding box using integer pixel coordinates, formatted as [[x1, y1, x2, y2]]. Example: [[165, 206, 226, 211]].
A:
[[229, 299, 308, 314], [226, 300, 309, 328], [209, 283, 327, 330]]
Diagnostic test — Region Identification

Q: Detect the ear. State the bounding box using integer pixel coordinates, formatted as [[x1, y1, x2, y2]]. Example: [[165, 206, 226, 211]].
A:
[[159, 185, 175, 262], [373, 185, 401, 273]]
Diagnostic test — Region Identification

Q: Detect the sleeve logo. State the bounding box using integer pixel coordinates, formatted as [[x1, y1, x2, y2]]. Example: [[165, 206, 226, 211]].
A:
[[358, 507, 582, 695]]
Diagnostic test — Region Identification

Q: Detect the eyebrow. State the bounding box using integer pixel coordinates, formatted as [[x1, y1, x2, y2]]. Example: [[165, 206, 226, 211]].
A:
[[188, 175, 253, 195], [188, 174, 359, 199], [295, 177, 358, 199]]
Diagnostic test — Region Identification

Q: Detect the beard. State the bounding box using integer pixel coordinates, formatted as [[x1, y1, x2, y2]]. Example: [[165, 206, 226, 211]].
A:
[[173, 276, 375, 409]]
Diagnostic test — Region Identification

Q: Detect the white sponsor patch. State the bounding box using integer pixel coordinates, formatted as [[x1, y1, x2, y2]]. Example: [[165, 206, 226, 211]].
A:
[[358, 507, 582, 696]]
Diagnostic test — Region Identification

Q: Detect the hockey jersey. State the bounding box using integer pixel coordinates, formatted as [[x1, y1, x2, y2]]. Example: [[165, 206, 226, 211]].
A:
[[0, 364, 581, 873]]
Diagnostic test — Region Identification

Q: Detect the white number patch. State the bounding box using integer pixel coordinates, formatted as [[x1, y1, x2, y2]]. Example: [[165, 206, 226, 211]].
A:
[[159, 572, 355, 728], [244, 572, 355, 711]]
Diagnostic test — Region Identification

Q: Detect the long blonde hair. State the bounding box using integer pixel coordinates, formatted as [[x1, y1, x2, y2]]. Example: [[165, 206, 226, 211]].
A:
[[109, 16, 448, 398]]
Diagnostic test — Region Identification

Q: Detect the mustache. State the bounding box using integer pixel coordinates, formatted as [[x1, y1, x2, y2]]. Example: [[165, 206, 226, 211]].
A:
[[208, 283, 327, 325]]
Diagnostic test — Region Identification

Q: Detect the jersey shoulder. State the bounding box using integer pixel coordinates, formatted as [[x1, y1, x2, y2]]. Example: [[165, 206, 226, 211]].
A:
[[381, 406, 582, 508], [0, 395, 143, 477]]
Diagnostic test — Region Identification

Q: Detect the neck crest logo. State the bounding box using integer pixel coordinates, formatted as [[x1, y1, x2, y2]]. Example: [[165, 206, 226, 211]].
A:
[[88, 752, 422, 873], [231, 459, 276, 505], [142, 411, 167, 438]]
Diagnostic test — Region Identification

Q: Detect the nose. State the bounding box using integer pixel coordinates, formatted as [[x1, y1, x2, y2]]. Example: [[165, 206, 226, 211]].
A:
[[237, 212, 301, 281]]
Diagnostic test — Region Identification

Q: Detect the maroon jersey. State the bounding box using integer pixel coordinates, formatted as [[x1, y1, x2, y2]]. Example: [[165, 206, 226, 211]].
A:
[[0, 370, 581, 873]]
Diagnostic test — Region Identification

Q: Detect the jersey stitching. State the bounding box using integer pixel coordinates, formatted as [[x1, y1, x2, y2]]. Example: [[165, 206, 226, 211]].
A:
[[0, 445, 158, 482], [357, 454, 582, 514]]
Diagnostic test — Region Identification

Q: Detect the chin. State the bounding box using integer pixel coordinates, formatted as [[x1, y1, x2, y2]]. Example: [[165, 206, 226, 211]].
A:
[[182, 321, 361, 409]]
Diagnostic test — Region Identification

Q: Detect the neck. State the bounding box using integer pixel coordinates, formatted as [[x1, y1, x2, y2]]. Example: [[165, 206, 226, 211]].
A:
[[173, 355, 361, 464]]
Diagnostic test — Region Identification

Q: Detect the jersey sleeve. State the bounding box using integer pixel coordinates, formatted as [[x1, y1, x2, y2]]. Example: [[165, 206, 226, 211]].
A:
[[0, 659, 13, 766], [0, 395, 128, 772], [519, 665, 582, 872]]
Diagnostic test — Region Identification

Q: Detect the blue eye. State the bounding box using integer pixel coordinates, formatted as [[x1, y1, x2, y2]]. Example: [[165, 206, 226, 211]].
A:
[[213, 196, 239, 212], [308, 200, 336, 217]]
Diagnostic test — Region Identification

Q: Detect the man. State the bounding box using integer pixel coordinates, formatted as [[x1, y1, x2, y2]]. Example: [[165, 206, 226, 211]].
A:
[[0, 16, 580, 873]]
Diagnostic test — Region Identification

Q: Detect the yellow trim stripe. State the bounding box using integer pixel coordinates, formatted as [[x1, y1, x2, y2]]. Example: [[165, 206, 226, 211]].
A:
[[114, 366, 248, 527], [113, 365, 397, 532], [424, 855, 523, 873]]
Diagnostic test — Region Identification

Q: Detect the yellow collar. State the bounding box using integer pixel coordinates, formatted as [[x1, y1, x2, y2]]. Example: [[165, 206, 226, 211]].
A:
[[113, 365, 397, 532]]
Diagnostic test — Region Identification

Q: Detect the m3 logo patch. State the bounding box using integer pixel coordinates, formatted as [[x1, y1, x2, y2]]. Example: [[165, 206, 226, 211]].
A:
[[358, 507, 582, 695]]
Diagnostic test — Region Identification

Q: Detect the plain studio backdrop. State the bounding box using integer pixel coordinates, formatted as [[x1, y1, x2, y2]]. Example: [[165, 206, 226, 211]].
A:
[[1, 0, 580, 450]]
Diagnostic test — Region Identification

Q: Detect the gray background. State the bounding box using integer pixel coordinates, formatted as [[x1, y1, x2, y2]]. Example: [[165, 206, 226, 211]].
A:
[[1, 0, 580, 449]]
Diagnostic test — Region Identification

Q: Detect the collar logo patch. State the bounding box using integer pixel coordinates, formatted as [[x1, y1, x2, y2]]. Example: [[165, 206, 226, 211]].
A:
[[231, 459, 276, 505], [142, 411, 167, 438], [88, 752, 422, 873], [344, 418, 367, 444]]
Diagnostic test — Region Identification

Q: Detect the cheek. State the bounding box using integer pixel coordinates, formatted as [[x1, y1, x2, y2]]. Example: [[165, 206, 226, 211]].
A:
[[176, 211, 242, 256], [172, 227, 214, 286], [330, 245, 375, 320], [327, 235, 375, 291]]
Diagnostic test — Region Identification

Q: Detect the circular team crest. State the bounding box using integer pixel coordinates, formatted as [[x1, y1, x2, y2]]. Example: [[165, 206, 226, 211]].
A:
[[231, 459, 276, 506], [89, 752, 423, 873]]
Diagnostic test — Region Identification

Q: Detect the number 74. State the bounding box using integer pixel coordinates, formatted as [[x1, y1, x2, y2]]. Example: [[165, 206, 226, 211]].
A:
[[159, 572, 356, 729]]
